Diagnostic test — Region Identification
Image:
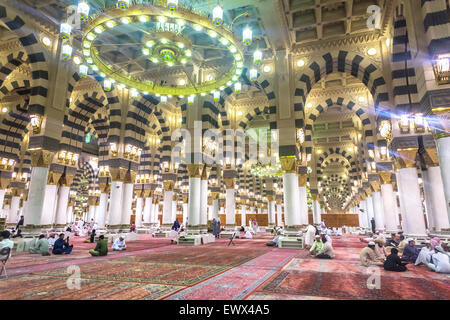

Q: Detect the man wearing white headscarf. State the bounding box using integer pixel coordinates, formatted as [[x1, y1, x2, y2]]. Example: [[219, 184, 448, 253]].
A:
[[415, 241, 434, 266], [427, 246, 450, 273], [304, 224, 316, 248], [112, 236, 127, 251]]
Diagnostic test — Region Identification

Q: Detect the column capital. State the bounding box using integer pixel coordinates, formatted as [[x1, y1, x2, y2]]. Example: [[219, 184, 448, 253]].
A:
[[47, 171, 62, 185], [423, 147, 440, 167], [369, 181, 381, 192], [210, 192, 219, 200], [59, 173, 74, 187], [187, 163, 203, 178], [297, 174, 308, 187], [280, 156, 296, 173], [267, 194, 275, 202], [109, 167, 128, 182], [163, 180, 175, 191], [99, 182, 111, 194], [30, 149, 54, 168], [311, 194, 318, 201], [396, 148, 418, 168], [88, 196, 99, 206], [378, 171, 392, 185], [223, 177, 235, 189], [201, 164, 209, 180]]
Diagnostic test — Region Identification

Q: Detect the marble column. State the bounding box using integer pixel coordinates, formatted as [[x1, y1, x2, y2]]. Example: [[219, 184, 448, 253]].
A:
[[436, 136, 450, 222], [365, 193, 375, 228], [6, 189, 21, 224], [171, 195, 177, 222], [108, 180, 124, 227], [241, 204, 247, 227], [143, 196, 152, 226], [268, 200, 276, 226], [96, 193, 108, 229], [0, 189, 6, 218], [135, 196, 144, 228], [312, 197, 321, 225], [54, 186, 70, 227], [225, 187, 236, 226], [187, 164, 202, 228], [41, 182, 59, 227], [199, 167, 208, 227], [298, 174, 308, 225], [396, 149, 427, 235], [66, 206, 73, 224], [211, 193, 219, 220], [281, 157, 301, 228], [88, 204, 97, 222], [379, 171, 399, 232], [276, 202, 283, 226], [120, 183, 133, 226], [162, 179, 175, 226], [372, 191, 385, 231], [182, 201, 188, 225], [423, 165, 450, 231]]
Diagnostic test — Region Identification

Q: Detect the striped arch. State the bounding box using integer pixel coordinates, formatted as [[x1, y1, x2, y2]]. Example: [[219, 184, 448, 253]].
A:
[[60, 91, 107, 154], [0, 4, 49, 116], [128, 94, 161, 150], [132, 95, 170, 163], [304, 96, 375, 155], [88, 111, 110, 165], [315, 147, 360, 182], [0, 51, 28, 88], [293, 50, 390, 120], [391, 12, 420, 111], [71, 160, 97, 193]]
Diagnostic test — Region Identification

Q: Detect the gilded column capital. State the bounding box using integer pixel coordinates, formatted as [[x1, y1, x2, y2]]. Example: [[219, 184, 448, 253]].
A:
[[224, 177, 235, 189], [423, 147, 440, 167], [59, 173, 74, 187], [211, 192, 219, 200], [267, 194, 275, 202], [10, 187, 23, 197], [88, 196, 99, 206], [109, 167, 128, 182], [201, 164, 209, 180], [30, 149, 54, 168], [124, 170, 137, 184], [187, 163, 203, 178], [0, 177, 12, 189], [280, 156, 297, 173], [297, 174, 308, 187], [378, 171, 392, 185], [396, 148, 418, 169], [311, 194, 318, 201], [163, 180, 175, 191], [99, 182, 111, 194], [369, 181, 380, 192], [47, 171, 62, 185]]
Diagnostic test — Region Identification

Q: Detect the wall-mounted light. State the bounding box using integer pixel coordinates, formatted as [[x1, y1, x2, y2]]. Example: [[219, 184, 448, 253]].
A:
[[398, 114, 410, 134], [432, 53, 450, 85], [30, 115, 42, 134]]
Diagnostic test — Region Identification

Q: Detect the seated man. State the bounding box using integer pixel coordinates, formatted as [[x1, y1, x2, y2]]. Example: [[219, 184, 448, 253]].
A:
[[316, 236, 334, 259], [384, 248, 407, 272], [401, 238, 420, 263], [310, 235, 323, 256], [112, 236, 127, 251], [386, 233, 401, 247], [397, 235, 408, 254], [29, 234, 50, 256], [0, 230, 14, 257], [360, 242, 384, 267], [52, 233, 73, 255], [427, 246, 450, 274], [243, 228, 253, 239], [47, 233, 57, 250], [374, 238, 388, 261], [415, 240, 434, 266], [266, 231, 281, 247], [89, 235, 108, 256]]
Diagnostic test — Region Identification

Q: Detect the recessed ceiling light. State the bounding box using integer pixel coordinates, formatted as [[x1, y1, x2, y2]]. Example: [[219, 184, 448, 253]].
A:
[[297, 59, 305, 67], [358, 96, 365, 102], [306, 103, 312, 108], [73, 56, 81, 65], [42, 37, 52, 47], [263, 65, 271, 73], [178, 79, 186, 85], [368, 48, 377, 55]]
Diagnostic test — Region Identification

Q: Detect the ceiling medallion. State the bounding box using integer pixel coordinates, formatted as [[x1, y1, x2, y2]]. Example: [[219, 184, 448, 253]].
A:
[[60, 1, 261, 102]]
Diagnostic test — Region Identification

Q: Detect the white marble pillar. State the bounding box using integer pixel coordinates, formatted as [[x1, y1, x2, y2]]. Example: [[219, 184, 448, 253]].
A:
[[212, 198, 219, 220], [313, 200, 321, 225], [24, 167, 50, 226], [268, 201, 276, 226], [182, 202, 188, 225], [437, 136, 450, 222], [163, 190, 174, 225], [143, 197, 152, 225], [95, 193, 108, 229], [54, 186, 70, 227], [359, 200, 368, 228], [66, 206, 73, 224], [241, 204, 247, 227], [171, 199, 177, 222], [0, 190, 5, 218], [381, 183, 398, 232], [298, 183, 308, 225], [187, 177, 201, 227], [88, 205, 96, 222], [397, 167, 427, 236], [283, 172, 301, 227], [372, 191, 385, 231], [120, 183, 133, 225], [135, 197, 144, 228], [7, 196, 20, 224], [276, 203, 283, 226], [200, 179, 208, 226], [108, 180, 123, 226], [423, 166, 450, 231], [40, 184, 58, 226], [365, 195, 375, 228], [225, 188, 236, 226]]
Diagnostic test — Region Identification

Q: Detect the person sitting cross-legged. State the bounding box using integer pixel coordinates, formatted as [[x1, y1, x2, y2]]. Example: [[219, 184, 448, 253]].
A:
[[360, 241, 384, 267], [29, 234, 50, 256], [384, 248, 407, 272], [401, 238, 420, 263], [112, 236, 127, 251], [89, 235, 108, 257], [310, 235, 323, 257], [52, 233, 73, 255], [316, 234, 334, 259]]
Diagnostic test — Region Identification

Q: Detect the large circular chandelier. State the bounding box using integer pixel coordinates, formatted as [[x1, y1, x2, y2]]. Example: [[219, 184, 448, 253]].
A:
[[60, 0, 260, 102]]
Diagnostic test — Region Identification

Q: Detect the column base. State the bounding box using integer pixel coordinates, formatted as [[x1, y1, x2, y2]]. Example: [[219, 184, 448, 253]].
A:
[[106, 224, 131, 233], [285, 225, 303, 232]]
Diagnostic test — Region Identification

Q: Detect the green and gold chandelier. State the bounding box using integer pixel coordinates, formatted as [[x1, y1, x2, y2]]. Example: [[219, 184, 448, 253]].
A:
[[59, 0, 261, 102]]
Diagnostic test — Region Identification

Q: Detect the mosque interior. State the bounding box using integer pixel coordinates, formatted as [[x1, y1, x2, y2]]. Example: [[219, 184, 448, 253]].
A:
[[0, 0, 449, 301]]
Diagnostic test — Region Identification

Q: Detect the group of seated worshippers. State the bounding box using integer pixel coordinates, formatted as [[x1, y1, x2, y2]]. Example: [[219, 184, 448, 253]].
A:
[[89, 235, 127, 257], [28, 233, 73, 255], [309, 233, 335, 259], [52, 233, 73, 254], [266, 230, 282, 247], [360, 233, 450, 273]]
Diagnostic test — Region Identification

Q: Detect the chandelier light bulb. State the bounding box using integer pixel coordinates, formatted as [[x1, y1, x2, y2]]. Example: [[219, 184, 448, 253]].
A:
[[242, 26, 252, 46], [212, 5, 224, 25], [77, 1, 90, 21], [60, 23, 72, 40]]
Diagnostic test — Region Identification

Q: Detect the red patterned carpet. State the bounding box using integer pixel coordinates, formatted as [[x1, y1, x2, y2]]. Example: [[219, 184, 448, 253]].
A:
[[1, 234, 449, 300]]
